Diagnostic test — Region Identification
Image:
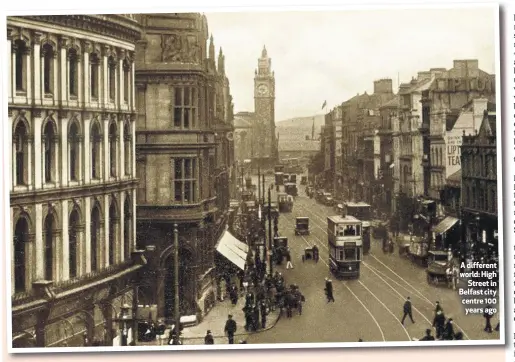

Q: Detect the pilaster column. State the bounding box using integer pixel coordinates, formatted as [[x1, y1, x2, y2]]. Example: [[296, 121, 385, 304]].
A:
[[103, 117, 109, 181], [131, 119, 136, 178], [83, 118, 91, 184], [61, 201, 69, 281], [118, 51, 124, 108], [32, 32, 43, 105], [84, 196, 91, 273], [34, 204, 44, 280], [24, 44, 32, 102], [131, 58, 135, 110], [60, 114, 68, 186], [102, 45, 109, 107], [7, 30, 13, 102], [119, 192, 125, 263], [59, 37, 69, 106], [103, 194, 110, 268], [118, 119, 124, 180], [132, 188, 137, 252], [83, 42, 91, 106], [76, 55, 83, 106], [76, 223, 85, 276]]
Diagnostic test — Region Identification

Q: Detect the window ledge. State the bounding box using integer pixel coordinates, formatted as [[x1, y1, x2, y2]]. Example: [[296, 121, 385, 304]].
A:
[[68, 180, 81, 187], [13, 185, 30, 193], [44, 93, 54, 99], [43, 182, 58, 189], [15, 90, 27, 96], [69, 95, 78, 100]]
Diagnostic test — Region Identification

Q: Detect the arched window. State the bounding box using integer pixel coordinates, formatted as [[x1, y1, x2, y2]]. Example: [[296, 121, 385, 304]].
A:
[[42, 44, 54, 94], [43, 120, 56, 183], [69, 121, 80, 181], [109, 123, 117, 177], [123, 59, 130, 103], [44, 213, 54, 281], [90, 205, 100, 271], [108, 56, 116, 101], [91, 123, 101, 179], [14, 121, 28, 186], [124, 197, 131, 261], [108, 200, 118, 266], [124, 122, 131, 176], [90, 53, 100, 99], [13, 217, 29, 293], [14, 39, 28, 92], [68, 48, 79, 97], [69, 210, 79, 278]]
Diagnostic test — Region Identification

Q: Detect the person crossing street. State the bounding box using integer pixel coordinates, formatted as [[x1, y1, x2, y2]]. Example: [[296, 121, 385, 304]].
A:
[[324, 278, 335, 303], [401, 296, 415, 325]]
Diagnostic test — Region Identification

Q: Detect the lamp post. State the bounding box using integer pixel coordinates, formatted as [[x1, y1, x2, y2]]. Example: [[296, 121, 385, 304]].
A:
[[172, 224, 180, 344], [258, 166, 261, 203], [261, 174, 266, 205], [268, 186, 273, 277], [117, 304, 132, 346]]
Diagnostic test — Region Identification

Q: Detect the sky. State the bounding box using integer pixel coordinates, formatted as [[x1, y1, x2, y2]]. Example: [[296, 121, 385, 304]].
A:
[[205, 6, 497, 122]]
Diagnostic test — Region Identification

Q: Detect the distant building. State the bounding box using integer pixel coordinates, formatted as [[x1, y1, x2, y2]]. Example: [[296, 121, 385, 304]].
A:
[[233, 47, 277, 169]]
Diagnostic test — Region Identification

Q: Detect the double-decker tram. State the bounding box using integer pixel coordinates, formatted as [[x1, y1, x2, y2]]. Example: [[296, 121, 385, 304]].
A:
[[327, 215, 363, 279]]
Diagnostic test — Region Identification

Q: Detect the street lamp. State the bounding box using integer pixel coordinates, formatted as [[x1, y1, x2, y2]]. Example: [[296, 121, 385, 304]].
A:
[[172, 224, 181, 345], [116, 304, 132, 346]]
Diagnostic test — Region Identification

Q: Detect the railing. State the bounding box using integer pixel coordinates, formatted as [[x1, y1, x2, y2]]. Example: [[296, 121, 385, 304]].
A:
[[12, 290, 41, 305], [53, 260, 134, 294]]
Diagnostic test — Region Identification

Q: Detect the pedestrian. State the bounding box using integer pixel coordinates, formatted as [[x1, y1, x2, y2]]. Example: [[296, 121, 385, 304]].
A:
[[219, 278, 226, 302], [204, 330, 214, 345], [260, 301, 268, 329], [312, 245, 319, 262], [224, 315, 237, 344], [325, 278, 335, 303], [434, 301, 442, 314], [230, 283, 239, 305], [419, 328, 435, 341], [401, 296, 415, 325], [442, 318, 455, 340], [251, 304, 260, 331], [285, 248, 294, 269], [483, 306, 493, 333], [433, 310, 445, 339]]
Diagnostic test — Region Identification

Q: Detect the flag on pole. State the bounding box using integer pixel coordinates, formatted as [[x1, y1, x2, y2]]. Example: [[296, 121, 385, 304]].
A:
[[321, 100, 327, 109]]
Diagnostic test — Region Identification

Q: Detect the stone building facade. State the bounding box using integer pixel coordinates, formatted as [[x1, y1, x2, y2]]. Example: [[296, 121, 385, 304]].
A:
[[9, 15, 143, 347], [134, 13, 234, 322], [460, 110, 498, 259]]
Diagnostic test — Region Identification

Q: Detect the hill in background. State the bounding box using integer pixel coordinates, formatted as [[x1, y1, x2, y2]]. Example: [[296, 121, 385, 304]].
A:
[[276, 114, 325, 141]]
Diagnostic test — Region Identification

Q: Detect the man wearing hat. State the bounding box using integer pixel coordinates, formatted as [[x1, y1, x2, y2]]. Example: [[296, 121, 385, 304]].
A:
[[204, 330, 214, 345], [224, 314, 237, 344], [324, 278, 335, 303], [400, 296, 414, 325]]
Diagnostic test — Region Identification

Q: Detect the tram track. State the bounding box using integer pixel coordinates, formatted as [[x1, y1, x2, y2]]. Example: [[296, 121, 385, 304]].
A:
[[289, 194, 475, 339], [279, 210, 407, 342]]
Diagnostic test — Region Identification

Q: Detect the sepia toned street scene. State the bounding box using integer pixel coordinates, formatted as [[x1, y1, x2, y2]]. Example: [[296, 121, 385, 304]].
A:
[[8, 8, 501, 349]]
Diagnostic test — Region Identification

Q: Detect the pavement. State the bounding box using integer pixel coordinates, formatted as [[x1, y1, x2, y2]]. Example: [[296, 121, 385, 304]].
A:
[[242, 178, 501, 344]]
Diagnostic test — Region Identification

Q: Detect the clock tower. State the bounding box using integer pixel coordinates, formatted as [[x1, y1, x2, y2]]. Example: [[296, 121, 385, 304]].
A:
[[254, 45, 277, 167]]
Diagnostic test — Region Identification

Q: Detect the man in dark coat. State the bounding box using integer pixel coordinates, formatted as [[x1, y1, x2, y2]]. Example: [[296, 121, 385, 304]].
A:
[[419, 328, 435, 341], [224, 315, 237, 344], [260, 301, 268, 329], [401, 297, 415, 325], [325, 278, 335, 302], [312, 245, 319, 262], [433, 310, 446, 339], [229, 283, 239, 305], [443, 318, 455, 340], [204, 330, 214, 344], [483, 306, 493, 333], [434, 301, 443, 314]]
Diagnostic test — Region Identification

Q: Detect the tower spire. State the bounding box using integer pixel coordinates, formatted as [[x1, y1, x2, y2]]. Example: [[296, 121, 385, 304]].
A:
[[209, 34, 215, 60], [218, 47, 223, 73], [262, 45, 267, 58]]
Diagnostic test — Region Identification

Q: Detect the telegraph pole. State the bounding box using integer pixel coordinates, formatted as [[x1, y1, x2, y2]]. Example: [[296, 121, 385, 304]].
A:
[[173, 224, 180, 344], [268, 186, 273, 276], [258, 167, 261, 202]]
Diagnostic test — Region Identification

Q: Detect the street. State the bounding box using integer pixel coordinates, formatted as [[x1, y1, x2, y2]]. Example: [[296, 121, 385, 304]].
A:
[[245, 176, 499, 343]]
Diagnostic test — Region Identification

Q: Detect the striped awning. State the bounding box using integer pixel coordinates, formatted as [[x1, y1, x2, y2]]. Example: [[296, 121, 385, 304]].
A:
[[433, 216, 459, 235], [216, 228, 249, 271]]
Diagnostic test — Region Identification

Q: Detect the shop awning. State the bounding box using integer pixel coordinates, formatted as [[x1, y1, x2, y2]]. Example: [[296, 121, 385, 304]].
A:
[[433, 216, 459, 235], [216, 228, 249, 271]]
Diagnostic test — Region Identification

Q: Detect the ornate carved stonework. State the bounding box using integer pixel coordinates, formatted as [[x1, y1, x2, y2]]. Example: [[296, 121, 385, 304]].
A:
[[161, 33, 200, 64]]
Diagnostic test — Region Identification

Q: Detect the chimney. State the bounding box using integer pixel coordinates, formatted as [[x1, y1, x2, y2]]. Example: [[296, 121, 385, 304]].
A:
[[453, 59, 479, 77], [472, 98, 488, 130], [373, 79, 393, 94]]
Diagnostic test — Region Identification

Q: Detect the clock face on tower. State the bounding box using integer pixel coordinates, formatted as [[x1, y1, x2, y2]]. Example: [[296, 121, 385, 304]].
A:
[[257, 84, 269, 96]]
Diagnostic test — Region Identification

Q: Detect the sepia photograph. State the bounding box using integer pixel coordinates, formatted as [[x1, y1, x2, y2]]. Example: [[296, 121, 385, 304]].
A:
[[6, 3, 503, 352]]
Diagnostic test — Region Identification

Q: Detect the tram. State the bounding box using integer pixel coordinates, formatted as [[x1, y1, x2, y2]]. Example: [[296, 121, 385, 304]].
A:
[[327, 215, 363, 279], [342, 202, 371, 254]]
